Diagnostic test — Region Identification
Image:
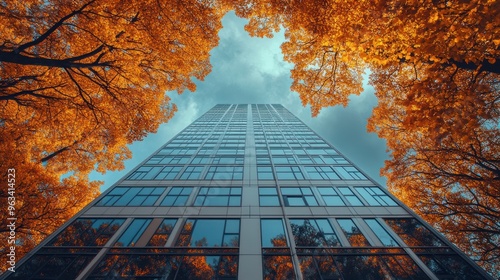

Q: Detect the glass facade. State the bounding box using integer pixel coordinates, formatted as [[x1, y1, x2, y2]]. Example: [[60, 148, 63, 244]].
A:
[[4, 104, 492, 280]]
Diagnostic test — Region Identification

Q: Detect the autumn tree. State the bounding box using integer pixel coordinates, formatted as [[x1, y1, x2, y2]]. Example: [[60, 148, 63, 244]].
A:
[[368, 61, 500, 275], [0, 146, 100, 271], [227, 0, 499, 275], [0, 0, 226, 271]]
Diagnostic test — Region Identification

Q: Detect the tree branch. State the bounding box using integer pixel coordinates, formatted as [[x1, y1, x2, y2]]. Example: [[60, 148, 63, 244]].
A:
[[0, 51, 112, 68], [14, 0, 97, 53]]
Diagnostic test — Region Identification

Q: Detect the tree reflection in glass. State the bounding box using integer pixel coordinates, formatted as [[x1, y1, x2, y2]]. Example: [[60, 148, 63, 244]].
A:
[[49, 218, 125, 246], [261, 219, 288, 247], [176, 219, 240, 247], [337, 219, 370, 246], [384, 218, 445, 247], [147, 218, 177, 246], [90, 253, 238, 279], [290, 218, 340, 247]]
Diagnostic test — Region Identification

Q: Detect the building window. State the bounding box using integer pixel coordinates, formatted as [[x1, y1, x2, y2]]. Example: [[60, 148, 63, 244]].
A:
[[98, 187, 164, 207], [273, 156, 297, 164], [146, 155, 163, 164], [212, 156, 244, 164], [115, 219, 152, 247], [194, 187, 242, 206], [317, 187, 346, 206], [281, 187, 318, 206], [355, 187, 398, 206], [127, 166, 163, 180], [338, 187, 364, 206], [334, 166, 367, 180], [384, 218, 445, 247], [159, 148, 196, 155], [90, 253, 238, 279], [197, 147, 214, 155], [322, 155, 349, 164], [259, 188, 280, 206], [154, 166, 182, 180], [292, 148, 306, 155], [275, 166, 304, 180], [270, 148, 292, 155], [179, 166, 204, 180], [261, 219, 288, 248], [147, 219, 177, 246], [304, 166, 340, 180], [306, 148, 337, 155], [418, 251, 484, 280], [147, 156, 190, 165], [337, 219, 371, 246], [191, 156, 210, 164], [297, 253, 427, 280], [9, 253, 96, 279], [176, 219, 240, 247], [257, 166, 274, 180], [257, 156, 271, 164], [98, 187, 166, 207], [290, 219, 341, 247], [217, 148, 244, 155], [365, 219, 398, 247], [261, 219, 296, 280], [297, 156, 314, 164], [159, 187, 193, 206], [49, 218, 125, 246], [205, 166, 243, 180], [256, 147, 269, 155]]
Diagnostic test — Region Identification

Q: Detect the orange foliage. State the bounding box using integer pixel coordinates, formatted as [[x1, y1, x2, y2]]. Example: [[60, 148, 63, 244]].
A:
[[0, 145, 100, 271], [368, 62, 500, 275], [0, 0, 226, 272]]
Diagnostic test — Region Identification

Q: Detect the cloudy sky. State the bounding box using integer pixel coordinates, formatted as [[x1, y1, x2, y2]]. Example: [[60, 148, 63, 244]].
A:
[[91, 12, 389, 191]]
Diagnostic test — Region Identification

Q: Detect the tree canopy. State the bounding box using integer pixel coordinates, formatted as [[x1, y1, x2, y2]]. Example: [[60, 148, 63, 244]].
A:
[[0, 0, 225, 270]]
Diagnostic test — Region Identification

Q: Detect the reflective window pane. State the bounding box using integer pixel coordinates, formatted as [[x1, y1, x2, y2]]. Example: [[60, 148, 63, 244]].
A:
[[261, 219, 288, 247], [49, 218, 125, 246], [160, 187, 192, 206], [147, 219, 177, 246], [176, 219, 240, 248], [194, 187, 242, 206], [290, 219, 340, 247], [337, 219, 370, 246], [91, 253, 238, 279], [260, 196, 280, 206], [115, 219, 152, 247], [338, 187, 364, 206], [356, 187, 398, 206], [9, 254, 96, 279], [281, 187, 317, 206], [365, 219, 398, 247], [418, 253, 483, 280], [263, 255, 296, 280], [190, 220, 224, 247], [384, 218, 445, 247]]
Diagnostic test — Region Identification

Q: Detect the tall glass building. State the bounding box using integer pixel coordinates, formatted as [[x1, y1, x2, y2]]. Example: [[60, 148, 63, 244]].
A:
[[3, 104, 492, 279]]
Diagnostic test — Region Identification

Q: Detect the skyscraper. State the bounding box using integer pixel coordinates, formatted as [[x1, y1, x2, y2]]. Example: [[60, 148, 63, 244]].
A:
[[3, 104, 492, 279]]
